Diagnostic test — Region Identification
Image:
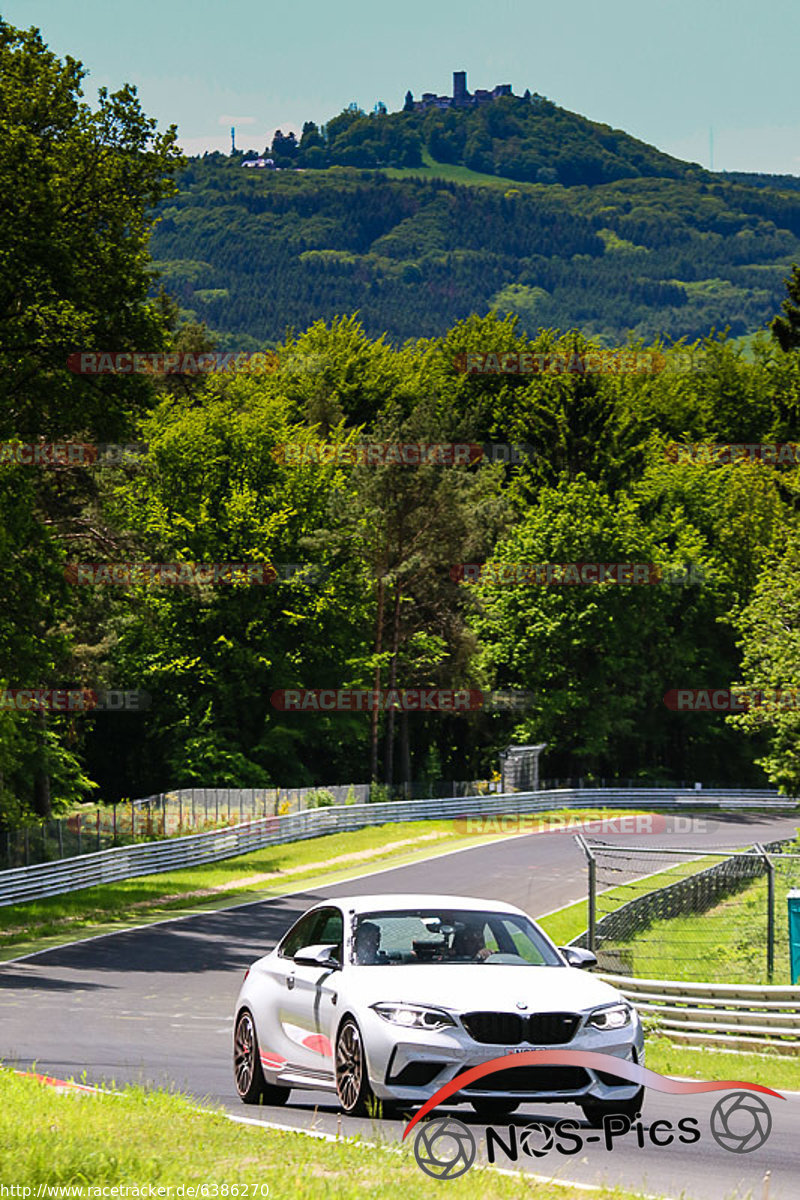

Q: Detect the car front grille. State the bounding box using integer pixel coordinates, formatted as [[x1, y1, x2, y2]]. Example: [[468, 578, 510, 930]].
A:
[[461, 1012, 524, 1044], [456, 1065, 591, 1093], [528, 1012, 581, 1044], [461, 1011, 580, 1046]]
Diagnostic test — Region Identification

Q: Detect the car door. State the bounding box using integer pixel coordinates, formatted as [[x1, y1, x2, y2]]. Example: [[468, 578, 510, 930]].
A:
[[275, 906, 343, 1080]]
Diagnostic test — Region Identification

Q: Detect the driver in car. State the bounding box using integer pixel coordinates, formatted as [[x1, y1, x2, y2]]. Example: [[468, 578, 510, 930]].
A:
[[450, 919, 492, 961]]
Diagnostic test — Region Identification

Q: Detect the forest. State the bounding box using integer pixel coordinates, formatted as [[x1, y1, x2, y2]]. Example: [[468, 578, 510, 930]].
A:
[[4, 17, 800, 826], [151, 154, 800, 347]]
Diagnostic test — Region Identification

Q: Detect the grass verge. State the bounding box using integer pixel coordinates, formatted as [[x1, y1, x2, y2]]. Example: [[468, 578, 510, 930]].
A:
[[0, 809, 650, 960], [597, 865, 800, 985], [643, 1036, 800, 1092], [537, 858, 707, 948], [0, 1069, 671, 1199]]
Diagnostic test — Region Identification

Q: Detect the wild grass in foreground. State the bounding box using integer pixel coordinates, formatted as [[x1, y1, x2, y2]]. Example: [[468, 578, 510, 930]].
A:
[[0, 1070, 658, 1200]]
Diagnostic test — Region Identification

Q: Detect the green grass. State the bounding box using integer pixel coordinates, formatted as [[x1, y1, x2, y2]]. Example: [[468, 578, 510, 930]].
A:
[[0, 809, 652, 960], [378, 149, 546, 192], [644, 1037, 800, 1092], [538, 857, 707, 948], [601, 867, 800, 984], [0, 1070, 664, 1199]]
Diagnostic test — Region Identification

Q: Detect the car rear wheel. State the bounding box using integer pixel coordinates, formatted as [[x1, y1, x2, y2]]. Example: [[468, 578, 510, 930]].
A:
[[335, 1017, 376, 1116], [470, 1098, 520, 1118], [580, 1088, 644, 1128], [234, 1009, 290, 1106]]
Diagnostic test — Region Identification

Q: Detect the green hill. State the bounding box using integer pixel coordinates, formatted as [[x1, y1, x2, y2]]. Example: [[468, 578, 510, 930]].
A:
[[261, 92, 702, 186], [150, 99, 800, 348]]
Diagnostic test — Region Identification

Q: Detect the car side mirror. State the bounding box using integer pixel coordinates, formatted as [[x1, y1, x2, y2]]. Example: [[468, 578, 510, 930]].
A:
[[293, 943, 341, 970], [559, 946, 598, 970]]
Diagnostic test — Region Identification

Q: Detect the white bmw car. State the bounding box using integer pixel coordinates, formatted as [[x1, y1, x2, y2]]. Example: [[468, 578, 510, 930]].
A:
[[233, 893, 645, 1125]]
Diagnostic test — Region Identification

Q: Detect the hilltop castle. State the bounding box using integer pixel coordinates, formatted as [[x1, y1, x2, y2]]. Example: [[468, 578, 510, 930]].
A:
[[405, 70, 540, 113]]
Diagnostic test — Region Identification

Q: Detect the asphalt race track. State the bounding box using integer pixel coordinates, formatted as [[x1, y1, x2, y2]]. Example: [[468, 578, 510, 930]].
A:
[[2, 813, 799, 1199]]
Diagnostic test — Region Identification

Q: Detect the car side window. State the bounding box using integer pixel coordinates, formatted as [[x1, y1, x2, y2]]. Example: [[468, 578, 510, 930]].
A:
[[279, 908, 342, 959], [279, 911, 324, 958], [316, 909, 344, 962]]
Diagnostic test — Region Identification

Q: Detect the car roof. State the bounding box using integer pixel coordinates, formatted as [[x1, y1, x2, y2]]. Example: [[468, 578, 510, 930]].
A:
[[312, 894, 527, 916]]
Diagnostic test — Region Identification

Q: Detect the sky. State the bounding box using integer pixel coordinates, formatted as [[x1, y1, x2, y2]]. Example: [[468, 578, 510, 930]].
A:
[[5, 0, 800, 174]]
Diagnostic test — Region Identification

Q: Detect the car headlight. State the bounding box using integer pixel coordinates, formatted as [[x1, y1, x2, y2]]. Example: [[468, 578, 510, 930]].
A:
[[371, 1002, 457, 1031], [586, 1003, 633, 1030]]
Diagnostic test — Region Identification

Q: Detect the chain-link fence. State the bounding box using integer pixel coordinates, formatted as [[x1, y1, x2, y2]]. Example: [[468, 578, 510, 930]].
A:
[[574, 836, 800, 984]]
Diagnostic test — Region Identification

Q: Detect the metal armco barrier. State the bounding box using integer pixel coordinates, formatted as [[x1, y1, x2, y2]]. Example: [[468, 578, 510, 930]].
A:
[[600, 972, 800, 1053], [0, 787, 789, 908]]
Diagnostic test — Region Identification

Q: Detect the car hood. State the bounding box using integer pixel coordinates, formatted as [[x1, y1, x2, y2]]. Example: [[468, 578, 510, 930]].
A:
[[344, 963, 626, 1013]]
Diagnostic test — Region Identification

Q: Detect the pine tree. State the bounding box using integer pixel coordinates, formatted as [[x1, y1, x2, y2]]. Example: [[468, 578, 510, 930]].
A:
[[771, 264, 800, 350]]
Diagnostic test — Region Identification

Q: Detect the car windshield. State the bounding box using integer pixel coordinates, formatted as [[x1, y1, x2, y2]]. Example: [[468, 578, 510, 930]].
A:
[[351, 908, 563, 966]]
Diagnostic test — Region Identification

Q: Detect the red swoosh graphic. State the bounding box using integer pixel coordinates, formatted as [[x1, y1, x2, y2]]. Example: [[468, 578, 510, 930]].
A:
[[401, 1050, 785, 1140]]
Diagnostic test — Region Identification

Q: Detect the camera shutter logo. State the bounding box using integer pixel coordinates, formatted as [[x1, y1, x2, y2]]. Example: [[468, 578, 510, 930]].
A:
[[519, 1122, 555, 1158], [709, 1092, 772, 1153], [413, 1116, 476, 1179]]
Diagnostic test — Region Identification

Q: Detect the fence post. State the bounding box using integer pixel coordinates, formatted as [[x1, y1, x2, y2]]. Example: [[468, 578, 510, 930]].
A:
[[97, 809, 101, 851], [57, 820, 63, 859], [76, 817, 81, 856], [131, 798, 135, 841], [113, 804, 117, 846], [574, 833, 597, 953], [179, 791, 182, 832], [757, 844, 775, 983]]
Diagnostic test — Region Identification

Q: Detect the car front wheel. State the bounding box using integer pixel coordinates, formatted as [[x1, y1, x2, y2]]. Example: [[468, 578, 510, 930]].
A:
[[335, 1017, 376, 1116], [580, 1088, 644, 1128], [234, 1009, 290, 1106]]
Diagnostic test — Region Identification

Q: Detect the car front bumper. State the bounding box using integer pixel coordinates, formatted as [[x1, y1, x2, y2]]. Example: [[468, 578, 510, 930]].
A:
[[363, 1010, 645, 1106]]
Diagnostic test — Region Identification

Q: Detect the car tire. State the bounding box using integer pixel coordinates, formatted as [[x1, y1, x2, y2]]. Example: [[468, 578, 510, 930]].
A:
[[234, 1009, 290, 1106], [470, 1098, 520, 1118], [335, 1017, 376, 1116], [580, 1088, 644, 1128]]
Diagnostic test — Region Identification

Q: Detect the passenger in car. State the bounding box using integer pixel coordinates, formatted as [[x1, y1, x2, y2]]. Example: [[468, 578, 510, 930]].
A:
[[354, 921, 381, 964]]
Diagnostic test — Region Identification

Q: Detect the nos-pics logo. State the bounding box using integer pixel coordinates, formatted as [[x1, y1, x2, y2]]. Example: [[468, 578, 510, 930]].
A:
[[405, 1053, 781, 1180]]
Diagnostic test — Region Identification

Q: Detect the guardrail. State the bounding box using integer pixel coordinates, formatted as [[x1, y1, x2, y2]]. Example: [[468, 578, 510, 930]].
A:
[[600, 972, 800, 1054], [0, 786, 789, 909]]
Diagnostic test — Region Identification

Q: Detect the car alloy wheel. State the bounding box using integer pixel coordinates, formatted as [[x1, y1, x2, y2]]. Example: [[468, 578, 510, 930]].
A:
[[335, 1017, 375, 1116], [233, 1009, 289, 1106]]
